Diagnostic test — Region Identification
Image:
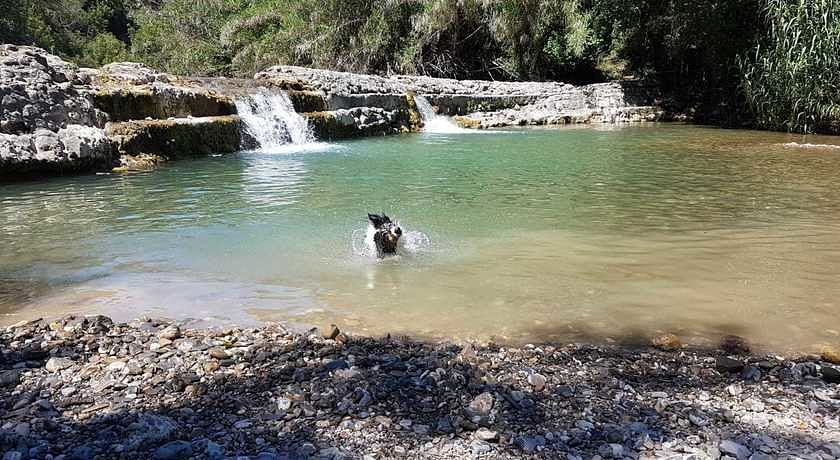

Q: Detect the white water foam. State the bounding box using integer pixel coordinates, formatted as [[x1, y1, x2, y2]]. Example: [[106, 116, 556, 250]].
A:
[[235, 89, 318, 152], [779, 142, 840, 150], [414, 95, 471, 133], [352, 224, 432, 258]]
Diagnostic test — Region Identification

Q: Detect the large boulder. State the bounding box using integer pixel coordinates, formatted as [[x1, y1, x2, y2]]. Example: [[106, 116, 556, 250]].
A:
[[0, 125, 114, 174], [0, 44, 105, 134]]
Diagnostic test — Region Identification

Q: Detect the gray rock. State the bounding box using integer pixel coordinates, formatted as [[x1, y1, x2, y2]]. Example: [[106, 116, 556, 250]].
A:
[[68, 446, 94, 460], [45, 357, 73, 372], [321, 324, 340, 340], [516, 436, 543, 453], [527, 373, 547, 391], [158, 325, 181, 340], [821, 365, 840, 383], [2, 452, 22, 460], [206, 441, 224, 460], [0, 370, 21, 386], [717, 357, 745, 373], [470, 440, 492, 454], [465, 392, 494, 420], [720, 440, 751, 459], [153, 441, 193, 460], [475, 427, 498, 441], [126, 414, 177, 449]]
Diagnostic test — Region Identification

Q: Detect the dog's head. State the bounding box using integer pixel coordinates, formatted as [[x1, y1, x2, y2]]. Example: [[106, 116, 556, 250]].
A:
[[368, 213, 402, 256]]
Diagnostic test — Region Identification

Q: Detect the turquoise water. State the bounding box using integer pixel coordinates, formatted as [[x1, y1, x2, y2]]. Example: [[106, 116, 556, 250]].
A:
[[2, 124, 840, 350]]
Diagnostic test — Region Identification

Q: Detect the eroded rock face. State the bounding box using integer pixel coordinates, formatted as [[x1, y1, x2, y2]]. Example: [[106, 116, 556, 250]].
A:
[[0, 44, 105, 135], [92, 62, 236, 121], [0, 125, 113, 173], [106, 116, 241, 158]]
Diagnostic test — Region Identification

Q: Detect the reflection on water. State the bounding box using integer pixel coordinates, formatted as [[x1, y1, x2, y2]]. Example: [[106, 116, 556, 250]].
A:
[[2, 125, 840, 351]]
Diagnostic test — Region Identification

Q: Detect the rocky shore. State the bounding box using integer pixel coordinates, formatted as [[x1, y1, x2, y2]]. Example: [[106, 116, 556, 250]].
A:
[[1, 315, 838, 459]]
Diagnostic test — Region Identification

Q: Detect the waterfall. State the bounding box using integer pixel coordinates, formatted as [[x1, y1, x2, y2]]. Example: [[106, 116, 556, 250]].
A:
[[414, 95, 467, 133], [234, 89, 315, 151]]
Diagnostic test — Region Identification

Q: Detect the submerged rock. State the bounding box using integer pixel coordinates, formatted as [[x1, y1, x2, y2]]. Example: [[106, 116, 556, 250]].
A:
[[720, 335, 751, 354], [651, 333, 682, 351]]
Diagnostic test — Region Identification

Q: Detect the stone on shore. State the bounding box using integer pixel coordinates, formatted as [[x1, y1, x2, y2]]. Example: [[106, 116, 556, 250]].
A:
[[651, 333, 682, 351]]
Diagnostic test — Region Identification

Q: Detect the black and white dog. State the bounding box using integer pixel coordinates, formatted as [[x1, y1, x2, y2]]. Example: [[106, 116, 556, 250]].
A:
[[368, 213, 402, 257]]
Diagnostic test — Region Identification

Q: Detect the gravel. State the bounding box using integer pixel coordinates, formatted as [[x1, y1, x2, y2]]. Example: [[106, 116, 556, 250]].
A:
[[0, 314, 838, 459]]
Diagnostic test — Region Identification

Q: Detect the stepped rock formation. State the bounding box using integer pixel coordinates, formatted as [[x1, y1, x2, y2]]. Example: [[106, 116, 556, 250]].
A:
[[257, 65, 664, 131], [1, 45, 666, 178], [0, 45, 240, 176]]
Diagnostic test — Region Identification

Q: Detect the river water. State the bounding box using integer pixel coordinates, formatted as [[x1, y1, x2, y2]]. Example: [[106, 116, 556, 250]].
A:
[[2, 124, 840, 351]]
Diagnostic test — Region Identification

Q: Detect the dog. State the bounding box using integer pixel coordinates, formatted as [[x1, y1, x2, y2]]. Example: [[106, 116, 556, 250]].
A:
[[368, 213, 402, 257]]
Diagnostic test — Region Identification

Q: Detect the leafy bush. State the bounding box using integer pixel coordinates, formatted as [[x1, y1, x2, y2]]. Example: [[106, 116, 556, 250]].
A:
[[78, 32, 130, 67]]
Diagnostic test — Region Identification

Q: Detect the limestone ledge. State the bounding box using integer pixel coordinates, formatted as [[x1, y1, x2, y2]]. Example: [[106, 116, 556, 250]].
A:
[[106, 116, 241, 160], [0, 125, 113, 175], [256, 65, 666, 128], [91, 63, 237, 121]]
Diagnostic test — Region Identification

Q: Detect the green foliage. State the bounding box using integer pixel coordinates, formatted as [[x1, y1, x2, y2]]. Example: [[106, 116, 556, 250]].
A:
[[5, 0, 839, 134], [740, 0, 840, 133], [131, 0, 239, 75], [78, 32, 130, 67], [1, 0, 135, 65]]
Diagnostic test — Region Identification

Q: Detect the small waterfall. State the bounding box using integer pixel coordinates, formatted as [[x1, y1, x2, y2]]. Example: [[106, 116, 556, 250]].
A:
[[414, 95, 467, 133], [235, 89, 315, 151]]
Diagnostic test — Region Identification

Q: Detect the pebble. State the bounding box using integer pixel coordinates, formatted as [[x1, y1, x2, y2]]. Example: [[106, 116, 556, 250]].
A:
[[475, 427, 498, 441], [527, 373, 547, 391], [820, 345, 840, 364], [822, 365, 840, 383], [158, 325, 181, 340], [470, 440, 492, 454], [465, 392, 494, 419], [720, 335, 750, 354], [153, 441, 193, 460], [716, 356, 745, 373], [719, 440, 751, 459], [0, 370, 21, 386], [322, 324, 340, 340], [208, 348, 230, 359], [45, 357, 73, 372], [651, 333, 682, 351]]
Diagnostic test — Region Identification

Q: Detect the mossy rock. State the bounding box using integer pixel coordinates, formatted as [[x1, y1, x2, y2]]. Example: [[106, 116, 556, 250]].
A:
[[94, 89, 236, 122], [107, 116, 241, 158], [286, 90, 327, 113]]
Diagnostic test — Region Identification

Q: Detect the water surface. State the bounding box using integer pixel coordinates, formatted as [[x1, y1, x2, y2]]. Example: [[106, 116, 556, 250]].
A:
[[2, 125, 840, 351]]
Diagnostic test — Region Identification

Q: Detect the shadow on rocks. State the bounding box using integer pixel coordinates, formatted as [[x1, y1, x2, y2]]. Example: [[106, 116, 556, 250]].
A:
[[0, 315, 838, 459]]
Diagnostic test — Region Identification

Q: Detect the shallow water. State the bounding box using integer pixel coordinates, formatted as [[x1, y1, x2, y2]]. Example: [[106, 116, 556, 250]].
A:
[[2, 124, 840, 351]]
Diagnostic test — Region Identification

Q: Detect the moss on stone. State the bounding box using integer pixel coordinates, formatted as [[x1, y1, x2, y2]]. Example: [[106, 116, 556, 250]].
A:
[[94, 89, 236, 122], [107, 116, 241, 158]]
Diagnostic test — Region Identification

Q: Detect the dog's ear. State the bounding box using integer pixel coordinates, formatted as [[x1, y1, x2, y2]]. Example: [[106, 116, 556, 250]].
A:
[[381, 213, 392, 223], [368, 213, 385, 229]]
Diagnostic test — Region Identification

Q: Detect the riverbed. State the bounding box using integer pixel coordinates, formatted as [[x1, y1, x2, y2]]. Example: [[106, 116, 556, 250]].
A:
[[2, 124, 840, 351]]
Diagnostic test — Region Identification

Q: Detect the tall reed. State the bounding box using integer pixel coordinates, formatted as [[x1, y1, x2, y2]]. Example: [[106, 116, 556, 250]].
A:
[[740, 0, 840, 134]]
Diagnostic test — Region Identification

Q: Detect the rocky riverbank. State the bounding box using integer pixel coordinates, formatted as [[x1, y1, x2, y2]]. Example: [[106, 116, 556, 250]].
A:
[[1, 315, 838, 459]]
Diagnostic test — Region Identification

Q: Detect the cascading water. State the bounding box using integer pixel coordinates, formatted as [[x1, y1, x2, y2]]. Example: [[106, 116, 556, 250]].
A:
[[234, 89, 315, 151], [414, 95, 468, 133]]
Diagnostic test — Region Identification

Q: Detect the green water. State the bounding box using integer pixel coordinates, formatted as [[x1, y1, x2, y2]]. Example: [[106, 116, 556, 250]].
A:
[[2, 124, 840, 350]]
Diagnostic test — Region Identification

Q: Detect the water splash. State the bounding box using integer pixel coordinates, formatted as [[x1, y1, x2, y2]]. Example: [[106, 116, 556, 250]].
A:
[[352, 225, 432, 258], [414, 95, 470, 133], [235, 89, 315, 151], [779, 142, 840, 151]]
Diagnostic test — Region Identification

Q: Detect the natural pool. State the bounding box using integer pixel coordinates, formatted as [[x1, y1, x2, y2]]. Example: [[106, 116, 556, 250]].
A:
[[2, 124, 840, 351]]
